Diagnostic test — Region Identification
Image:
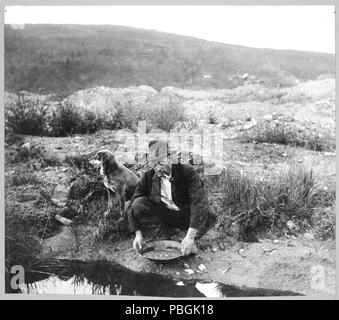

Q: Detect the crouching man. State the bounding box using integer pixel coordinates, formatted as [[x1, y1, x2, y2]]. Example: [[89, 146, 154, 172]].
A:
[[127, 140, 216, 256]]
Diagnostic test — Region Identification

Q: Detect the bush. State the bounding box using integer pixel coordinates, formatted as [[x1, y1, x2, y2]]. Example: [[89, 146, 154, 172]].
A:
[[104, 101, 143, 131], [78, 109, 103, 134], [215, 166, 335, 240], [5, 92, 187, 137], [5, 115, 24, 145], [5, 93, 48, 135], [47, 100, 83, 136], [99, 95, 186, 132], [144, 95, 186, 131]]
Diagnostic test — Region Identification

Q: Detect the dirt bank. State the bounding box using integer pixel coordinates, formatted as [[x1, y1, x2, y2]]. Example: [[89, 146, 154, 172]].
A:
[[40, 223, 335, 297]]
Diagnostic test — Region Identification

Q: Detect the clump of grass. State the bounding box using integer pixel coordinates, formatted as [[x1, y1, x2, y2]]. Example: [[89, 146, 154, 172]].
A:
[[5, 202, 59, 293], [5, 224, 41, 269], [214, 166, 335, 240], [6, 170, 41, 187], [312, 205, 335, 240], [242, 120, 335, 152], [67, 173, 129, 242]]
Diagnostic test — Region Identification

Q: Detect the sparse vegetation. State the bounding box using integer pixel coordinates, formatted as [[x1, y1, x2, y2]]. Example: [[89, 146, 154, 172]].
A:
[[214, 166, 335, 240], [6, 170, 42, 187], [5, 200, 59, 288], [5, 142, 61, 167], [242, 119, 335, 152], [6, 92, 187, 136], [3, 24, 336, 296], [312, 205, 335, 240], [5, 24, 334, 94]]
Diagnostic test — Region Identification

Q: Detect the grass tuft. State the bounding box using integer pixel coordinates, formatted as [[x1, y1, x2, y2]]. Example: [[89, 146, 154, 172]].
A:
[[213, 166, 335, 241], [6, 170, 42, 187]]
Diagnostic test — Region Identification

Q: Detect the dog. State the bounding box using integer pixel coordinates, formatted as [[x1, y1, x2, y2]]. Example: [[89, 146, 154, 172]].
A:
[[90, 149, 139, 217]]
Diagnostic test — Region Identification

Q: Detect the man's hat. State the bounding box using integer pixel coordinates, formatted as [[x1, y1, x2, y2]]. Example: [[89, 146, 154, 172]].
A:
[[148, 139, 177, 164]]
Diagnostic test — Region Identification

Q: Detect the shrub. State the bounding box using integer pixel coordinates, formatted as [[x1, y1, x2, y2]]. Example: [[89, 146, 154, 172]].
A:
[[5, 115, 24, 145], [144, 95, 186, 131], [77, 109, 104, 134], [99, 95, 186, 132], [110, 101, 143, 131], [100, 108, 124, 130], [47, 100, 82, 136], [5, 93, 48, 135]]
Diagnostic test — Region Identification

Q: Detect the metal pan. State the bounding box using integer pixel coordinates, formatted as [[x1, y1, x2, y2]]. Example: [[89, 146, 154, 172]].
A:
[[137, 240, 182, 261]]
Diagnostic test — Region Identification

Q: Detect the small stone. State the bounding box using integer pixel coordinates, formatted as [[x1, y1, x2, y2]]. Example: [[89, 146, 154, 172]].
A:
[[219, 243, 226, 251], [304, 232, 315, 240], [175, 272, 180, 276], [198, 264, 207, 272], [286, 220, 296, 230], [176, 281, 185, 286], [184, 269, 194, 275], [183, 263, 190, 269], [222, 267, 231, 274], [263, 114, 273, 121], [273, 239, 280, 244], [55, 214, 73, 226], [20, 142, 31, 152]]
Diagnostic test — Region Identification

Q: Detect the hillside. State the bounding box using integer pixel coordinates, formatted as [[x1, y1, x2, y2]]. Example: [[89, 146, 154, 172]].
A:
[[4, 24, 335, 94]]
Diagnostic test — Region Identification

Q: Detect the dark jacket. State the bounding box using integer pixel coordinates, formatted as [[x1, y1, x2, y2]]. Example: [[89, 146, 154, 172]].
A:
[[128, 163, 209, 229]]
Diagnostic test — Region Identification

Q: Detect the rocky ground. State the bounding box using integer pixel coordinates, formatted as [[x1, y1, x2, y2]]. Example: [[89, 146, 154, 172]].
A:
[[39, 223, 335, 297], [5, 132, 336, 297], [5, 78, 336, 297]]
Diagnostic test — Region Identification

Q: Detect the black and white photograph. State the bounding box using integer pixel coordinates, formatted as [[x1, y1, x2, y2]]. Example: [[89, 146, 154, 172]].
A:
[[3, 4, 336, 298]]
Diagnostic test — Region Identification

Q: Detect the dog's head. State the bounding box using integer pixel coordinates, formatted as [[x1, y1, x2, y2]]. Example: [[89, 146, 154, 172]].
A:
[[91, 149, 115, 164]]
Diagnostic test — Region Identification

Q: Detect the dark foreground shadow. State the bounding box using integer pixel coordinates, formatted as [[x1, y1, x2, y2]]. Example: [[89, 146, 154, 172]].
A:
[[11, 259, 303, 297]]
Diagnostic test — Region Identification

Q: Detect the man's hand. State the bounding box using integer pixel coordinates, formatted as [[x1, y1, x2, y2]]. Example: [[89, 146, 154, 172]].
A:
[[133, 230, 144, 251], [181, 228, 198, 256], [181, 236, 198, 256]]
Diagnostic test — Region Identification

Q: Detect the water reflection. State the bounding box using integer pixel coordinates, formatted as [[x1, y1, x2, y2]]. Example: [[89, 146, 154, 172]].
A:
[[18, 259, 302, 297]]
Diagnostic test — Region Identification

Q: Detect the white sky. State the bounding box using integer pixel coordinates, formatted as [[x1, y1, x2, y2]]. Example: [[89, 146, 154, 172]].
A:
[[4, 5, 335, 53]]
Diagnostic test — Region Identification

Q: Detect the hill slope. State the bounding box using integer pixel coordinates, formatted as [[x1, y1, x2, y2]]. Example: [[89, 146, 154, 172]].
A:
[[5, 24, 335, 94]]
